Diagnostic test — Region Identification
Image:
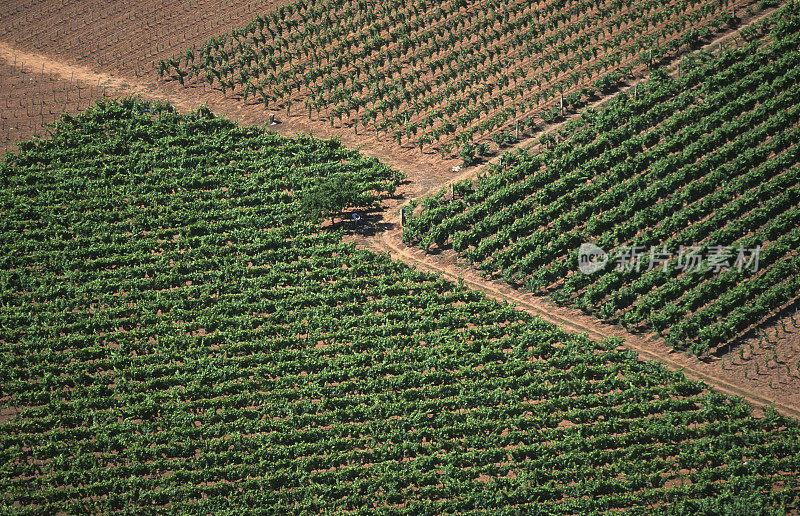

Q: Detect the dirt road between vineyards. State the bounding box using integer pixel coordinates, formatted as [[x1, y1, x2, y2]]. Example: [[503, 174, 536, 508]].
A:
[[2, 4, 798, 418], [365, 209, 800, 420]]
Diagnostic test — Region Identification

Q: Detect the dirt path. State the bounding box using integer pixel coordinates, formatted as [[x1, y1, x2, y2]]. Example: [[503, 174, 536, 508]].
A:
[[0, 39, 456, 191], [2, 4, 797, 417], [365, 213, 800, 419]]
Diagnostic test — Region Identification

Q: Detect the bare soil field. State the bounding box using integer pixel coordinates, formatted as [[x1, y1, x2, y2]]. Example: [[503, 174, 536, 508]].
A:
[[0, 0, 294, 77], [0, 55, 101, 154]]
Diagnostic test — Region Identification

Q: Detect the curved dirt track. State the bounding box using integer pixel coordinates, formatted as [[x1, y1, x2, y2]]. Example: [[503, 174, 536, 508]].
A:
[[2, 3, 798, 418]]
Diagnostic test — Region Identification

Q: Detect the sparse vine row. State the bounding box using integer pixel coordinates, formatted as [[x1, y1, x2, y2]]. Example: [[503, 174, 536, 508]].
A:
[[159, 0, 756, 160], [0, 57, 103, 154]]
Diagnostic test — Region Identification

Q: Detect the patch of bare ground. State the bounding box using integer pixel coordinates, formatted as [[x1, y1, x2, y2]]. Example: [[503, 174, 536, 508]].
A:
[[0, 0, 294, 76], [0, 55, 102, 155]]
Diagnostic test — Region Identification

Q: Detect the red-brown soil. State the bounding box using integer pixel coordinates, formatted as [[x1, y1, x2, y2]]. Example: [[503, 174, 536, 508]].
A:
[[0, 54, 102, 154], [0, 0, 294, 77]]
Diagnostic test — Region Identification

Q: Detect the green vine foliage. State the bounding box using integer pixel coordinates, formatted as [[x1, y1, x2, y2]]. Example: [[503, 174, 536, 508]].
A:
[[1, 98, 799, 513]]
